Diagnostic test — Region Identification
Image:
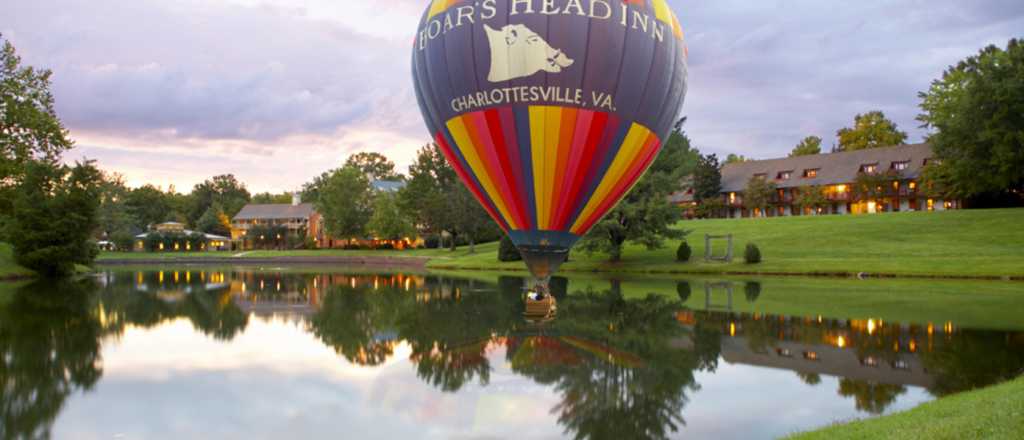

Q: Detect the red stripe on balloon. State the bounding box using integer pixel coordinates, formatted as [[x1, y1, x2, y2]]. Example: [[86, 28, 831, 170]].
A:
[[434, 132, 509, 232], [483, 109, 530, 230], [576, 134, 662, 234], [563, 112, 620, 230], [466, 111, 525, 230], [496, 107, 532, 230]]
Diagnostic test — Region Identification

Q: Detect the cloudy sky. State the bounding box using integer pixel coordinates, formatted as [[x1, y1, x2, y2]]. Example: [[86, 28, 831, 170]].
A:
[[4, 0, 1022, 193]]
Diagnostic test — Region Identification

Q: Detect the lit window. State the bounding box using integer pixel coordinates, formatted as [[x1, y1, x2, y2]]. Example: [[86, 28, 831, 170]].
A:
[[862, 357, 880, 367], [835, 184, 847, 193], [860, 164, 878, 174], [729, 192, 737, 203], [776, 348, 793, 358], [777, 171, 793, 180], [803, 351, 820, 361], [803, 169, 819, 178], [927, 199, 935, 211], [909, 181, 917, 190], [892, 161, 909, 171]]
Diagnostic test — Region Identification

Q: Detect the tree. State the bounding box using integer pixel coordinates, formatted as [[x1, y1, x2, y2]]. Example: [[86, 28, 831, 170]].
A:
[[186, 174, 250, 226], [853, 170, 901, 201], [448, 184, 499, 253], [578, 129, 694, 261], [1, 35, 75, 238], [250, 192, 293, 204], [124, 185, 173, 230], [790, 136, 822, 157], [692, 153, 722, 203], [195, 202, 231, 237], [367, 192, 415, 242], [724, 153, 749, 164], [398, 144, 460, 242], [8, 160, 103, 277], [742, 176, 776, 216], [917, 38, 1024, 199], [96, 172, 136, 240], [345, 152, 402, 181], [316, 165, 372, 239], [794, 185, 829, 214], [836, 111, 909, 152]]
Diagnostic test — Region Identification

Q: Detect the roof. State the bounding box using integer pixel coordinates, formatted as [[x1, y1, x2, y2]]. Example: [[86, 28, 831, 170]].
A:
[[232, 203, 316, 221], [720, 143, 934, 192], [371, 180, 406, 192], [136, 230, 230, 241]]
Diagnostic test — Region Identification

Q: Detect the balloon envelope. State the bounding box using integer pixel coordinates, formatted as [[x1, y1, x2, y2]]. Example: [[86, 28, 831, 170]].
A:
[[412, 0, 688, 280]]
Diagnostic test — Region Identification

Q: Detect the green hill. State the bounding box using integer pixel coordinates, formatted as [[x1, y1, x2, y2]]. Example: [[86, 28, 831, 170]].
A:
[[430, 208, 1024, 279]]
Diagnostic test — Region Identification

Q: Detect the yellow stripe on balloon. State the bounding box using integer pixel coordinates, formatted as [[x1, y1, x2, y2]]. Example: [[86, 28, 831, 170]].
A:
[[446, 116, 520, 230], [651, 0, 672, 24], [427, 0, 454, 19], [570, 123, 651, 234], [529, 106, 548, 231], [541, 106, 563, 229]]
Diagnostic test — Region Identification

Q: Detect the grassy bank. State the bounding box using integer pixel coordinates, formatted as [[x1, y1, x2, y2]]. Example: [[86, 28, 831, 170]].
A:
[[431, 209, 1024, 279], [788, 375, 1024, 440], [0, 243, 33, 280]]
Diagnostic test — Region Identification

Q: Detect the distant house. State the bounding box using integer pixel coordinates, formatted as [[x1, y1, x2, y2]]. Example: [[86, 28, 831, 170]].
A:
[[371, 180, 406, 193], [668, 175, 698, 219], [134, 222, 231, 252], [714, 143, 960, 218], [231, 193, 315, 250], [232, 182, 416, 250]]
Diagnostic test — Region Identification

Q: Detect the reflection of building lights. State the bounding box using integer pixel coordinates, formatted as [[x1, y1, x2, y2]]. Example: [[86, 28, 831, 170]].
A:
[[174, 272, 179, 283], [729, 323, 736, 337], [276, 281, 281, 292], [817, 315, 823, 324], [260, 280, 264, 290], [242, 282, 247, 292], [867, 319, 877, 335], [351, 278, 357, 289], [137, 272, 144, 285], [836, 335, 847, 348], [927, 324, 935, 336], [159, 271, 164, 283], [186, 272, 191, 282], [909, 340, 917, 352], [944, 322, 954, 333], [405, 278, 411, 291]]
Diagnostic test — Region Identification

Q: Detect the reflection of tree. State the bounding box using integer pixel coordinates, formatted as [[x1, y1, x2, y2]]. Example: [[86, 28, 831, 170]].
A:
[[920, 329, 1024, 397], [179, 289, 248, 341], [309, 284, 405, 367], [796, 372, 822, 386], [744, 282, 761, 303], [0, 279, 104, 439], [509, 286, 714, 440], [837, 379, 906, 414]]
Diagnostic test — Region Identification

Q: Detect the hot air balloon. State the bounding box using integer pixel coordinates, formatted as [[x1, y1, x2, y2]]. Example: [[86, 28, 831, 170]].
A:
[[412, 0, 688, 294]]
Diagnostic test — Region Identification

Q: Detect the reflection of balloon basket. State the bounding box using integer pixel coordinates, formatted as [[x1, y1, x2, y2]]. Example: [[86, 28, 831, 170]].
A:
[[523, 294, 557, 323]]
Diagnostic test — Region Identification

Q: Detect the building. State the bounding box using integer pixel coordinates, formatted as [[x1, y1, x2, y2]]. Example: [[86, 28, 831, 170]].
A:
[[716, 143, 960, 218], [231, 193, 315, 249], [134, 222, 231, 252], [231, 181, 416, 250]]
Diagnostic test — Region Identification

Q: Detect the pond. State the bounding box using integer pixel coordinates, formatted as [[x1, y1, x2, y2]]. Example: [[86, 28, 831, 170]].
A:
[[1, 267, 1023, 439]]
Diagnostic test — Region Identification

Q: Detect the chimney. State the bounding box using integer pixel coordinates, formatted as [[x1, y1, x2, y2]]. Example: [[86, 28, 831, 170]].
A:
[[292, 192, 301, 206]]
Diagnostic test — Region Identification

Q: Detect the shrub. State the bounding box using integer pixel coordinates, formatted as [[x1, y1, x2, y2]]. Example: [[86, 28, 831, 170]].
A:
[[498, 235, 522, 262], [376, 243, 395, 250], [744, 243, 762, 264], [676, 282, 692, 302], [676, 241, 692, 262], [745, 282, 762, 302], [424, 235, 440, 249]]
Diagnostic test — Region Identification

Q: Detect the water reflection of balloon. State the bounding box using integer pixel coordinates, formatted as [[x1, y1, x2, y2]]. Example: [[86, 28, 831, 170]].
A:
[[412, 0, 689, 291]]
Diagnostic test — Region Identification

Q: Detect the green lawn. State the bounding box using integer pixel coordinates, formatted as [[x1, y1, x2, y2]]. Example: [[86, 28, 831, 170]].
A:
[[787, 375, 1024, 440], [431, 208, 1024, 278], [0, 243, 33, 280]]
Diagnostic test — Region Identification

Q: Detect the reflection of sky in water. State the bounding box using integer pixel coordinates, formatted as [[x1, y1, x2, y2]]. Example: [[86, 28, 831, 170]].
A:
[[53, 316, 930, 440]]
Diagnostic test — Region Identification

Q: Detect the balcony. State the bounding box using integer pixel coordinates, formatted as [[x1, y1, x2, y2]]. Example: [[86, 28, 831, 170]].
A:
[[827, 192, 850, 201]]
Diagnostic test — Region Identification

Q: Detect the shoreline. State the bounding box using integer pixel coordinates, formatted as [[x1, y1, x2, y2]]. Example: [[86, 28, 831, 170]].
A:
[[89, 254, 1024, 281]]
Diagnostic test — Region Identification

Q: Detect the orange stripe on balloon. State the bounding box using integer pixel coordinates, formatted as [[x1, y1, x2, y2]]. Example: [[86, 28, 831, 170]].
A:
[[575, 134, 662, 234], [453, 114, 520, 230], [549, 107, 578, 230], [551, 109, 595, 230], [434, 133, 508, 232]]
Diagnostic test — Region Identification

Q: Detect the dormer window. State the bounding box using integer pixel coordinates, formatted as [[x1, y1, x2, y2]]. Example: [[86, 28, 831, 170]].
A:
[[892, 161, 909, 171], [860, 163, 878, 174], [754, 173, 767, 180], [777, 170, 792, 180], [803, 169, 819, 178]]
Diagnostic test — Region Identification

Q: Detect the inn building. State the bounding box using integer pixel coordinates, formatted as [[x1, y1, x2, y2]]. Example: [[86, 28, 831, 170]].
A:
[[713, 143, 960, 218]]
